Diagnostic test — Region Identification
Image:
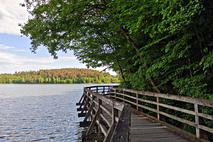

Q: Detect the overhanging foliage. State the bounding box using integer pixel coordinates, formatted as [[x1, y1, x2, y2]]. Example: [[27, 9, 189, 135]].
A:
[[21, 0, 213, 100]]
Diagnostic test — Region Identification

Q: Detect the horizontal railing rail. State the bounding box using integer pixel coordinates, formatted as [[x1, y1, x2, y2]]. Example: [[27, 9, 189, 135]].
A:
[[76, 85, 118, 106], [110, 88, 213, 142], [77, 86, 130, 142], [85, 85, 118, 95]]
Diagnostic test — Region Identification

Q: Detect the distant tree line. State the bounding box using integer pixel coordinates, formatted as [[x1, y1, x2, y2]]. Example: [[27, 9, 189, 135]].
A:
[[0, 68, 119, 84]]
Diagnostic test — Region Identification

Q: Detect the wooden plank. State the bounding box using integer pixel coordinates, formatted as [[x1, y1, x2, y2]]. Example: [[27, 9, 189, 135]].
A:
[[103, 103, 116, 142], [117, 91, 210, 121], [131, 137, 189, 142], [159, 111, 196, 127], [86, 107, 100, 135], [131, 127, 171, 135], [82, 132, 104, 142], [157, 97, 160, 120], [198, 112, 213, 121], [131, 125, 167, 130], [137, 103, 158, 113], [111, 105, 131, 142], [111, 88, 213, 139], [136, 93, 139, 110], [79, 87, 128, 142], [130, 112, 193, 142], [159, 103, 195, 115], [194, 103, 200, 139], [198, 124, 213, 134], [83, 103, 94, 122], [111, 88, 213, 107], [90, 91, 124, 111], [131, 123, 162, 127], [133, 110, 204, 142], [113, 91, 208, 120], [77, 95, 87, 111], [114, 92, 137, 100], [96, 119, 108, 137], [130, 132, 180, 137], [80, 86, 211, 142], [111, 95, 138, 107], [131, 134, 185, 140], [112, 89, 213, 132], [100, 105, 112, 117], [100, 113, 111, 128], [78, 95, 90, 114]]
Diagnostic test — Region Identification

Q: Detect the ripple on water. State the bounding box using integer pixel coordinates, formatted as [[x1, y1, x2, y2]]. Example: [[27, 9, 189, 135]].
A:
[[0, 84, 86, 142]]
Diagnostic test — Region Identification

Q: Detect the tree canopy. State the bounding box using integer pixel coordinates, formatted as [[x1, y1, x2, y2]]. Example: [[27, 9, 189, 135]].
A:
[[21, 0, 213, 100]]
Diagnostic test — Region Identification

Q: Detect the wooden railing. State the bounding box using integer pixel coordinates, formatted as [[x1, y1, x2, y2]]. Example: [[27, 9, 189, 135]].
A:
[[76, 85, 117, 106], [77, 86, 131, 142], [110, 88, 213, 141]]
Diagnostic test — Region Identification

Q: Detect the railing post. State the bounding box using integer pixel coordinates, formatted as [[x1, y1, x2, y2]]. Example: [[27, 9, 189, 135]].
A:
[[194, 103, 200, 139], [112, 102, 115, 125], [111, 105, 131, 142], [136, 93, 139, 110], [122, 89, 125, 102], [103, 102, 116, 142], [97, 98, 102, 133], [157, 97, 160, 120], [103, 86, 105, 95], [96, 86, 98, 93], [91, 95, 95, 116], [114, 89, 117, 100], [76, 88, 86, 105], [112, 102, 118, 126]]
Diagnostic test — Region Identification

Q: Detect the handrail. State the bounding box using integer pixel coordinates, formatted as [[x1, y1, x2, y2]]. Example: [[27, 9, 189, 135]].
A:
[[77, 85, 130, 142], [84, 85, 119, 95], [110, 88, 213, 141], [76, 85, 118, 106]]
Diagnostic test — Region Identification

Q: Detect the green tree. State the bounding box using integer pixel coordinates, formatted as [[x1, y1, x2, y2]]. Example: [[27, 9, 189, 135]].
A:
[[21, 0, 212, 100]]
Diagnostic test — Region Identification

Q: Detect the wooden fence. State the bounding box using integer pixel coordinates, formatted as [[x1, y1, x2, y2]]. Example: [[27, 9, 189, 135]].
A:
[[110, 88, 213, 141], [77, 85, 131, 142]]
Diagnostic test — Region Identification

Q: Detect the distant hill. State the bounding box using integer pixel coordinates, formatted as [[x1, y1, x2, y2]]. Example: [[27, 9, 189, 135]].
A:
[[0, 68, 119, 84]]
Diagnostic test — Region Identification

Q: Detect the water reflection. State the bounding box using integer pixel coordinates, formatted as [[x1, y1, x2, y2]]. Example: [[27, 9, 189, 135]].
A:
[[0, 84, 87, 142]]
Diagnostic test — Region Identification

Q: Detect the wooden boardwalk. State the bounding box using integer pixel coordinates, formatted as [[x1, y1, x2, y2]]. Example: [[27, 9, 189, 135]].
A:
[[77, 85, 213, 142], [98, 101, 190, 142], [131, 113, 189, 142]]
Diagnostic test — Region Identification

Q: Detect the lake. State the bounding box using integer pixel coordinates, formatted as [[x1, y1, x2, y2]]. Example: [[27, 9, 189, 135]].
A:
[[0, 84, 92, 142]]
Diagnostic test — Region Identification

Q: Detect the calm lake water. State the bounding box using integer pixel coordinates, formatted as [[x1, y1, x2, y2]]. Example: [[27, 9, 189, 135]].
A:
[[0, 84, 92, 142]]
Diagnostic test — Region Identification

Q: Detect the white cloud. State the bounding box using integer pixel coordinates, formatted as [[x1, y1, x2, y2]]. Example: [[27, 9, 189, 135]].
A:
[[0, 44, 15, 49], [0, 44, 28, 53], [0, 0, 117, 75], [0, 0, 28, 35], [0, 44, 85, 73], [0, 50, 55, 65], [0, 45, 116, 75]]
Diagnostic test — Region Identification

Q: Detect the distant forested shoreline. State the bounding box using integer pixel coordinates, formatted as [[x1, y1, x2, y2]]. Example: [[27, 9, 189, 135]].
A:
[[0, 68, 119, 84]]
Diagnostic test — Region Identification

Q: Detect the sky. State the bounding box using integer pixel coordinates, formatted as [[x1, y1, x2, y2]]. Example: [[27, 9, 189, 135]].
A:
[[0, 0, 114, 75]]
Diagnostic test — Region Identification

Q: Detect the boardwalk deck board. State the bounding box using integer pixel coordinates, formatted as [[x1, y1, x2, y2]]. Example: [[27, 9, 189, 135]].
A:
[[130, 113, 190, 142], [100, 104, 191, 141]]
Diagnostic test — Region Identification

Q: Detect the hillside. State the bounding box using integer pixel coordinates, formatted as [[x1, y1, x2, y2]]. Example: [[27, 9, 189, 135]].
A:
[[0, 68, 119, 84]]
